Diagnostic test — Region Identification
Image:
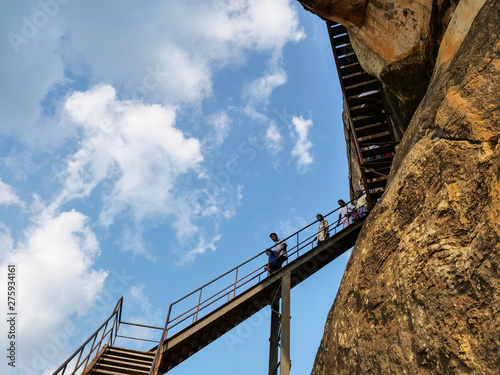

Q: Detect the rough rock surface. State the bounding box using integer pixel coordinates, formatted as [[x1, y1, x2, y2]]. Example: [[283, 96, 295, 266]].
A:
[[299, 0, 461, 128], [310, 0, 500, 374]]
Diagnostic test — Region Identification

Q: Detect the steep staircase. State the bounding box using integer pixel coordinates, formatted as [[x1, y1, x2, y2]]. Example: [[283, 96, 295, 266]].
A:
[[327, 21, 401, 207], [84, 346, 155, 375]]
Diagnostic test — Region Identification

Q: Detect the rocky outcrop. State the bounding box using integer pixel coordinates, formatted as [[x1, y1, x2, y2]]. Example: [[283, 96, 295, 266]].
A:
[[308, 0, 500, 374], [299, 0, 461, 128]]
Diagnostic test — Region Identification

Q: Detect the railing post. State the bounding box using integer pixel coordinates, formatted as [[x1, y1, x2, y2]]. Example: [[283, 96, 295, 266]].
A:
[[233, 268, 239, 299], [296, 233, 299, 258], [194, 289, 203, 322], [149, 304, 173, 375]]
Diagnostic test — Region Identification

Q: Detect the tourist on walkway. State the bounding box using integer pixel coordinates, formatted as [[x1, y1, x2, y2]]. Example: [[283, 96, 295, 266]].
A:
[[264, 233, 288, 275], [355, 190, 368, 218], [316, 214, 329, 245], [336, 199, 355, 229]]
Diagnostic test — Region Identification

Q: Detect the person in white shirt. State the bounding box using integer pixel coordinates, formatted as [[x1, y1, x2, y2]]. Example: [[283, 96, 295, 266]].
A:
[[336, 199, 355, 229]]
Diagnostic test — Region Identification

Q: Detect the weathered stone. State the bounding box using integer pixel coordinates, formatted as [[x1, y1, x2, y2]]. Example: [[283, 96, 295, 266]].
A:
[[298, 0, 369, 27], [311, 0, 500, 374], [299, 0, 460, 128]]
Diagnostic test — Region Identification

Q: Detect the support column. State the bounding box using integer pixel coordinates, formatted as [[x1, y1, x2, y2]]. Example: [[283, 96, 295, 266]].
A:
[[268, 297, 280, 375], [281, 272, 291, 375]]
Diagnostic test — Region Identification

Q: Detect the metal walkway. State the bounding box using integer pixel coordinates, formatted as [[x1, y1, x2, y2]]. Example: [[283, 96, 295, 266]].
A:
[[54, 211, 365, 375]]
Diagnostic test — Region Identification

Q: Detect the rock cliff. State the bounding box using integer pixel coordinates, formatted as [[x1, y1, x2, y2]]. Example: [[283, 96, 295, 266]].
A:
[[300, 0, 500, 373]]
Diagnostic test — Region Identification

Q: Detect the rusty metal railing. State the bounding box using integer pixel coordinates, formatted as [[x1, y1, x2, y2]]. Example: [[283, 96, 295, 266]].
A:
[[53, 200, 365, 375], [52, 298, 166, 375], [149, 200, 363, 375], [52, 298, 123, 375]]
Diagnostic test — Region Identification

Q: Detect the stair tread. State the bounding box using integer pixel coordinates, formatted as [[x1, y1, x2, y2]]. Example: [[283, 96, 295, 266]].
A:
[[90, 369, 147, 375], [99, 356, 153, 367], [107, 348, 155, 358], [357, 131, 391, 142], [96, 362, 150, 373]]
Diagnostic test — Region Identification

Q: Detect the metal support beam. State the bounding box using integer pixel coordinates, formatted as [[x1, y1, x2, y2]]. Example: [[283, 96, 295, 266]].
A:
[[280, 273, 291, 375], [268, 297, 280, 375]]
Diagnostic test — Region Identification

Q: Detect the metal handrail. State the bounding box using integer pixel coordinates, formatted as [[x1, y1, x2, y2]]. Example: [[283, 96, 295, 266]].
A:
[[53, 299, 167, 375], [149, 200, 362, 375], [52, 298, 124, 375]]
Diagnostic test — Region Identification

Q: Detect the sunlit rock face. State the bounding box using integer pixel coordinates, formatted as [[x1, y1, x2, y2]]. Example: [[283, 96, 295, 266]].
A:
[[299, 0, 460, 127], [306, 0, 500, 374]]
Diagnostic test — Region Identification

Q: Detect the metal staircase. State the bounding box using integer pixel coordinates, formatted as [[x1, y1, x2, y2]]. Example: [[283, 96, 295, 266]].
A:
[[54, 207, 365, 375], [84, 346, 155, 375], [327, 21, 401, 208]]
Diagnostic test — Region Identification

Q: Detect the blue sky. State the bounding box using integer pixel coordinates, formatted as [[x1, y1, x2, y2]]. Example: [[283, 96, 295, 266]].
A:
[[0, 1, 352, 374]]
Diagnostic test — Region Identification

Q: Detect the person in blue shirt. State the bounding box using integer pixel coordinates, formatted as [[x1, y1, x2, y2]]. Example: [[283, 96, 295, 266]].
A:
[[264, 233, 287, 275]]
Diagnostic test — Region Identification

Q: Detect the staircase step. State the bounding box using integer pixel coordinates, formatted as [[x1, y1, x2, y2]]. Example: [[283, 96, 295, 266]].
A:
[[350, 102, 385, 117], [357, 131, 391, 143], [336, 44, 354, 57], [366, 176, 388, 189], [106, 347, 155, 361], [94, 363, 150, 375], [361, 143, 394, 155], [330, 23, 347, 35], [332, 33, 350, 47], [89, 369, 146, 375], [353, 114, 388, 128], [338, 52, 358, 67], [354, 121, 389, 136], [343, 72, 374, 89], [345, 80, 380, 98], [103, 354, 153, 366], [340, 62, 363, 77], [347, 92, 383, 106], [99, 356, 152, 369]]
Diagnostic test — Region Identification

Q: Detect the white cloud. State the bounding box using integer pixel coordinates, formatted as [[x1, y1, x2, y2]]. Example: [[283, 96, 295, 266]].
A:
[[206, 112, 232, 147], [0, 178, 23, 207], [264, 123, 283, 155], [0, 1, 304, 142], [176, 234, 222, 266], [0, 210, 107, 372], [291, 115, 314, 172], [245, 66, 288, 105], [59, 84, 203, 227], [56, 84, 241, 261]]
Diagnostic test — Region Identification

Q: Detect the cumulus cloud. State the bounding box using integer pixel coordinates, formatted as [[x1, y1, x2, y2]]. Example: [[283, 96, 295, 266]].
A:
[[291, 115, 314, 172], [59, 85, 203, 226], [0, 0, 304, 142], [55, 84, 241, 260], [0, 210, 107, 372]]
